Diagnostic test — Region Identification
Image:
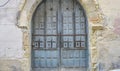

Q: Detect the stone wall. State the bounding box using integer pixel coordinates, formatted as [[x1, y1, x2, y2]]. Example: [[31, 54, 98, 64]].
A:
[[0, 0, 120, 71]]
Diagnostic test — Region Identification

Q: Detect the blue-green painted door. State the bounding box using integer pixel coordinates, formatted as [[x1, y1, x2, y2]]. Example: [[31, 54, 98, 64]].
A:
[[32, 0, 88, 71]]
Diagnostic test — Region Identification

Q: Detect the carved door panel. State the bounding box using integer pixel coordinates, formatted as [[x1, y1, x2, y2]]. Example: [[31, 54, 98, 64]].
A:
[[60, 0, 87, 71], [32, 0, 88, 71]]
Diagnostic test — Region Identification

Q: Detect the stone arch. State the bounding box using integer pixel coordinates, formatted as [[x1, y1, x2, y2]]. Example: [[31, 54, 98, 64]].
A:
[[17, 0, 104, 28], [17, 0, 104, 71]]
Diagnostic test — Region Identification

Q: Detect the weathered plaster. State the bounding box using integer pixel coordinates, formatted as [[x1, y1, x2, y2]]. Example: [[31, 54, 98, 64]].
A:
[[17, 0, 105, 71], [0, 59, 23, 71], [113, 17, 120, 35]]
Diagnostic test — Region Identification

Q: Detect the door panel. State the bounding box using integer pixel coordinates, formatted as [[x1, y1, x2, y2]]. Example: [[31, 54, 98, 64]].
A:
[[32, 0, 59, 70], [32, 0, 88, 71], [61, 0, 87, 70]]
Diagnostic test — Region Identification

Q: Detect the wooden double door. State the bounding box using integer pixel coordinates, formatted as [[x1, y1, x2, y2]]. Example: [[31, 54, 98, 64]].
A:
[[32, 0, 88, 71]]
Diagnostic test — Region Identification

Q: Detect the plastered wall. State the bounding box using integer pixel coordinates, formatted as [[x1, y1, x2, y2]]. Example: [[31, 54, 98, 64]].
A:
[[0, 0, 25, 71]]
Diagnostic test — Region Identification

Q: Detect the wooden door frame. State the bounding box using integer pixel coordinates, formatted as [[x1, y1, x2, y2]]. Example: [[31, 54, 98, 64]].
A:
[[17, 0, 104, 71]]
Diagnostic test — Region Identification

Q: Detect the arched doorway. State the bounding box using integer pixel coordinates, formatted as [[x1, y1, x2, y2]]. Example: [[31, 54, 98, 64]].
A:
[[32, 0, 88, 71]]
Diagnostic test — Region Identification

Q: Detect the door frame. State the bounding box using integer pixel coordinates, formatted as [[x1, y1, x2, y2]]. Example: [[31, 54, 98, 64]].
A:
[[17, 0, 104, 71]]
